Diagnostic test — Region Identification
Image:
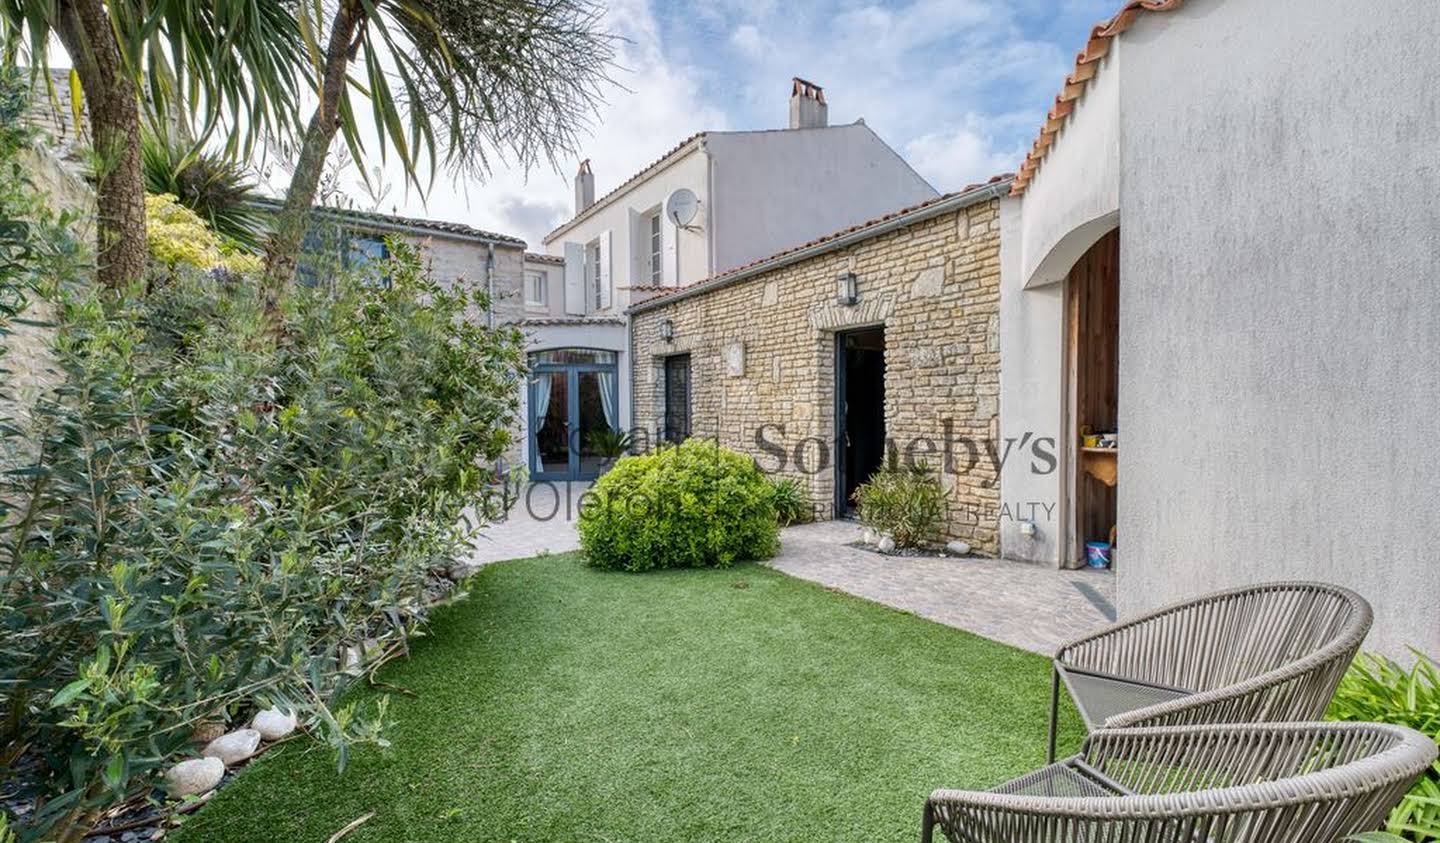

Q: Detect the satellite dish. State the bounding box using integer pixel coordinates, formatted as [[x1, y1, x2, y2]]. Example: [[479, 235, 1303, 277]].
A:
[[665, 188, 700, 227]]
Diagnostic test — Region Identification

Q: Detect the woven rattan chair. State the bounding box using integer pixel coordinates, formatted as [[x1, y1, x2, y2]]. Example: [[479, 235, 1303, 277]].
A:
[[924, 721, 1437, 843], [1047, 581, 1372, 762]]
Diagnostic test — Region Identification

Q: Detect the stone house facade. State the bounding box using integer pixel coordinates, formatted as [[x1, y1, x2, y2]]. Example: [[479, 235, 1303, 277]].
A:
[[629, 178, 1010, 552]]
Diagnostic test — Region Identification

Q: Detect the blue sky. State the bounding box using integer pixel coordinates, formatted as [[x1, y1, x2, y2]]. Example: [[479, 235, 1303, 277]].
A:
[[365, 0, 1119, 247]]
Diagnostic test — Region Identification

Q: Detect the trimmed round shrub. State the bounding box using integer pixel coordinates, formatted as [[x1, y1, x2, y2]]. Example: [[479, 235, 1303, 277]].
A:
[[579, 439, 779, 571]]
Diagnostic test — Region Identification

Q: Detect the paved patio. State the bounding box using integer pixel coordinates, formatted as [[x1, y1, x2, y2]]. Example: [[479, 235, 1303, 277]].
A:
[[451, 481, 589, 575], [768, 521, 1116, 655], [453, 485, 1116, 655]]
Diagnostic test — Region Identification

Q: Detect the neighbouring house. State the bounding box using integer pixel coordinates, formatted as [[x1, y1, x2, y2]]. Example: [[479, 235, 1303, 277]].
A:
[[997, 0, 1440, 658], [275, 202, 533, 471], [629, 177, 1011, 552], [523, 78, 939, 482]]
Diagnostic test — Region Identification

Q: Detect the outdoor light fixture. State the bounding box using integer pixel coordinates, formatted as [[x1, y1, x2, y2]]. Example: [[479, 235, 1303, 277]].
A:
[[659, 319, 676, 342], [836, 271, 859, 306]]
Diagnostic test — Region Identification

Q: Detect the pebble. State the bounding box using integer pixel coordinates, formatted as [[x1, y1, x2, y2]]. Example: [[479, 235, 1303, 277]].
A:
[[877, 535, 897, 554], [163, 757, 224, 797], [251, 707, 297, 741], [945, 540, 972, 556], [201, 729, 261, 766]]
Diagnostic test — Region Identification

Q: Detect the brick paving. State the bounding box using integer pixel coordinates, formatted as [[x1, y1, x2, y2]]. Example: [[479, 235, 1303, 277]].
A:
[[768, 520, 1116, 655], [452, 486, 1116, 655]]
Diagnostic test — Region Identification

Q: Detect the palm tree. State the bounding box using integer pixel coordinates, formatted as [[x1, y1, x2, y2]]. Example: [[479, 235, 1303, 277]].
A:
[[261, 0, 617, 295], [0, 1, 304, 288]]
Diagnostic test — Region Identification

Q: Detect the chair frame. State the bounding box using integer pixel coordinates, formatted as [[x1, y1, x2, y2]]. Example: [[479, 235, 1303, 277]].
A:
[[925, 721, 1436, 843], [1047, 581, 1372, 762]]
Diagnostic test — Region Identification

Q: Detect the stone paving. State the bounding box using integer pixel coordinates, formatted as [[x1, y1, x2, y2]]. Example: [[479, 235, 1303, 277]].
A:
[[451, 481, 589, 575], [768, 520, 1116, 656], [451, 485, 1116, 655]]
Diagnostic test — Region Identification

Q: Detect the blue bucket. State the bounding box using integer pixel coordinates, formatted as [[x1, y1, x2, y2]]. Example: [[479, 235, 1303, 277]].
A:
[[1085, 542, 1113, 569]]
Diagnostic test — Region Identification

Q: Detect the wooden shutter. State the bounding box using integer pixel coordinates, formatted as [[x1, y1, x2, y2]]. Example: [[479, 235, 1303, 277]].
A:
[[599, 230, 612, 310], [563, 242, 585, 315]]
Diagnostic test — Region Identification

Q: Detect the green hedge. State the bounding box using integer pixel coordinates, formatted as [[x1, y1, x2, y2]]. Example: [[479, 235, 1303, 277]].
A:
[[578, 439, 779, 571], [0, 115, 525, 841]]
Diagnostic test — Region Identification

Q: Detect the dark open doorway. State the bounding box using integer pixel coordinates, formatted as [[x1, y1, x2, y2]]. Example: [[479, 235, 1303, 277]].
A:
[[835, 326, 886, 517]]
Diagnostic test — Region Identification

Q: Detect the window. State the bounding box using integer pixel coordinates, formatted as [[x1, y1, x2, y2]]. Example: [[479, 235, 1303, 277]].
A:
[[525, 271, 548, 307], [587, 239, 602, 311], [647, 210, 663, 284], [345, 233, 391, 288], [346, 233, 388, 268], [531, 348, 617, 365]]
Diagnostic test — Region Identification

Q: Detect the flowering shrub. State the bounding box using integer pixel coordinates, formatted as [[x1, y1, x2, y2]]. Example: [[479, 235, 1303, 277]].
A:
[[144, 192, 260, 275], [579, 439, 779, 571]]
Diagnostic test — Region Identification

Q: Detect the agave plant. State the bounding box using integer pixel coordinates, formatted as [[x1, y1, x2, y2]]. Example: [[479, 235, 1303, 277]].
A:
[[140, 132, 265, 251]]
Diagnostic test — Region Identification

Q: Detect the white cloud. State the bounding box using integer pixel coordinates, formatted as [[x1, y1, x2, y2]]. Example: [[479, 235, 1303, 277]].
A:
[[348, 0, 728, 249], [904, 117, 1026, 192], [297, 0, 1077, 244], [729, 24, 768, 59]]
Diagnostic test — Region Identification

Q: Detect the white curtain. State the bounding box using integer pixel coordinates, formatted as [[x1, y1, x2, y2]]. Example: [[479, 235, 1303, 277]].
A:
[[596, 369, 617, 431], [533, 374, 553, 429]]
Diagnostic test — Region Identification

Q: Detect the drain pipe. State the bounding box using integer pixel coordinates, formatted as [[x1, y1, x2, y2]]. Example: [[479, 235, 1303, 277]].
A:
[[485, 243, 496, 329]]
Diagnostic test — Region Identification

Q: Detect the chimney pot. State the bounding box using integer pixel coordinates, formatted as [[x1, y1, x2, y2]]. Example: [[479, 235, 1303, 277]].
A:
[[789, 77, 828, 129], [574, 159, 595, 214]]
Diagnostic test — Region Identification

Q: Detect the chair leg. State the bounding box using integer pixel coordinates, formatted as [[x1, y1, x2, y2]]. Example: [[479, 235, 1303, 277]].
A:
[[1047, 666, 1060, 764], [921, 802, 935, 843]]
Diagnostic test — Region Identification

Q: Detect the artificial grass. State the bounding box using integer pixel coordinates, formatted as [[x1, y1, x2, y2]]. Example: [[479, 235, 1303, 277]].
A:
[[175, 554, 1083, 842]]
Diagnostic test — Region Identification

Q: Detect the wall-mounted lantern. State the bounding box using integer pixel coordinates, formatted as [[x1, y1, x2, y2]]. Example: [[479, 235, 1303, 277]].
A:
[[659, 319, 676, 342], [836, 271, 860, 306]]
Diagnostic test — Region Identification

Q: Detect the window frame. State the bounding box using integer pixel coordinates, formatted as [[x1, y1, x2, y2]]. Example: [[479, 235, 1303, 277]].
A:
[[586, 239, 602, 311], [525, 270, 548, 308], [647, 210, 663, 285]]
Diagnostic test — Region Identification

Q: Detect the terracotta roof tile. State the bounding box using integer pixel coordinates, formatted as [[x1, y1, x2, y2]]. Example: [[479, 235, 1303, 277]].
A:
[[1011, 0, 1185, 196], [524, 252, 565, 265], [631, 173, 1013, 312], [254, 198, 525, 245], [518, 316, 625, 327]]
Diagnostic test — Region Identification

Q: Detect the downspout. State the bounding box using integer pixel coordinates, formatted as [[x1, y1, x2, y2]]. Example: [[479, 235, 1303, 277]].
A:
[[702, 137, 716, 276], [485, 243, 496, 329], [625, 302, 635, 445]]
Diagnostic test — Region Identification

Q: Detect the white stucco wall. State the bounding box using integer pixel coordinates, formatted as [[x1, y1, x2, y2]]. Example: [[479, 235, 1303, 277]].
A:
[[705, 124, 938, 273], [1116, 0, 1440, 659], [998, 195, 1066, 563], [1018, 49, 1121, 290], [543, 144, 712, 306]]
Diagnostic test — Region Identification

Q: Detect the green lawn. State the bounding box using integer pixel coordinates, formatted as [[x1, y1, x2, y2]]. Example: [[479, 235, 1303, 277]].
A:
[[176, 554, 1082, 842]]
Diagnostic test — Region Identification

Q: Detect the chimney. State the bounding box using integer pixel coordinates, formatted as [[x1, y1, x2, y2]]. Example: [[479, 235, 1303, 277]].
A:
[[789, 77, 827, 130], [574, 159, 595, 214]]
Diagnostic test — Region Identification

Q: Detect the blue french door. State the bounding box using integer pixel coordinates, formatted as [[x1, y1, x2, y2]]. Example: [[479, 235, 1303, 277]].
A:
[[529, 350, 620, 481]]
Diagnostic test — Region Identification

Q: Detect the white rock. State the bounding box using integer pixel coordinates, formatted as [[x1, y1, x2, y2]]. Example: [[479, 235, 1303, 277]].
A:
[[164, 757, 224, 797], [251, 707, 297, 741], [877, 535, 897, 554], [202, 728, 261, 766], [946, 540, 972, 556], [860, 527, 877, 545]]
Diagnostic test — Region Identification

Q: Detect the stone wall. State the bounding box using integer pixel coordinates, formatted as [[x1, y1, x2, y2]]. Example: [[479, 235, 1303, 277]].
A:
[[630, 198, 1003, 552]]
